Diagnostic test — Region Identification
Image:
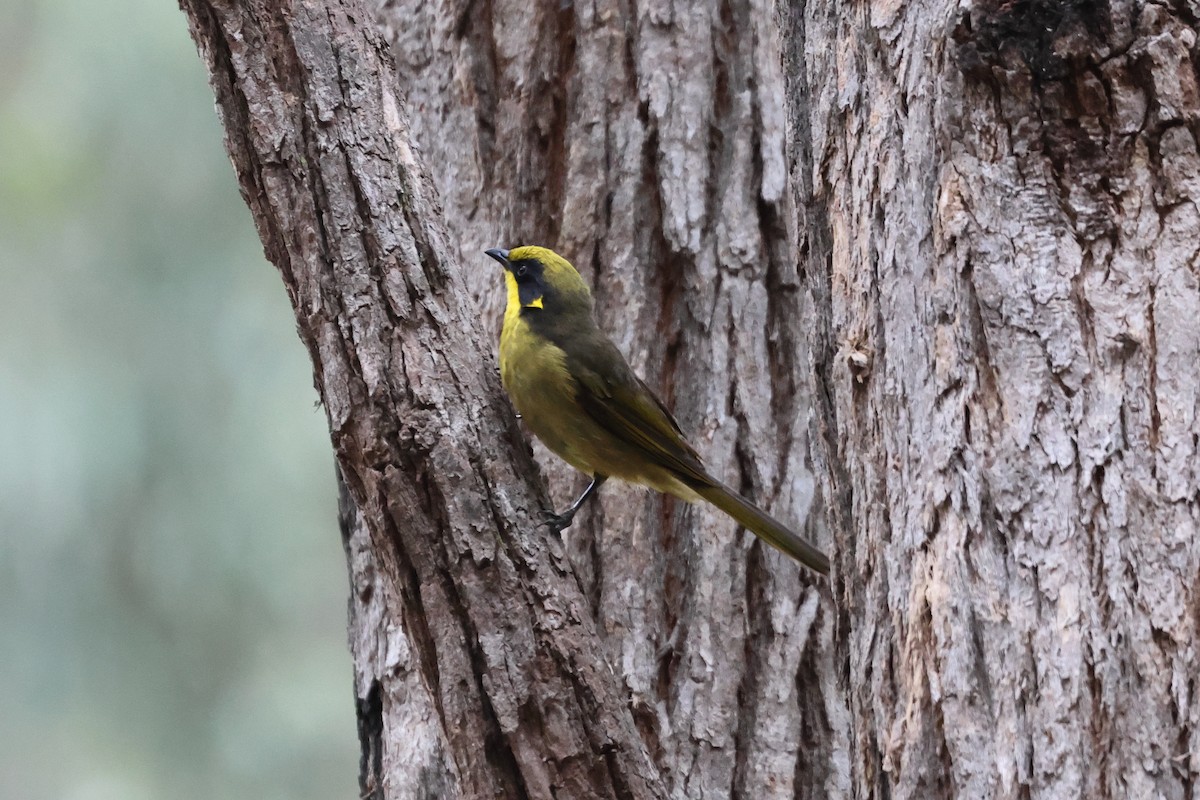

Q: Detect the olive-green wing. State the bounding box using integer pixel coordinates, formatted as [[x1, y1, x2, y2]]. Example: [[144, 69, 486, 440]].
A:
[[564, 337, 713, 486], [563, 333, 831, 575]]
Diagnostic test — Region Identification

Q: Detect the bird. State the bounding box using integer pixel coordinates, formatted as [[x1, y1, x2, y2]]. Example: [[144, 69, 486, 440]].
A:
[[485, 245, 830, 575]]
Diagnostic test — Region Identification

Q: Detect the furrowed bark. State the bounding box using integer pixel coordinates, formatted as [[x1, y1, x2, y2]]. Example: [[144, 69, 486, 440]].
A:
[[181, 0, 1200, 798], [784, 1, 1200, 798], [378, 0, 841, 795]]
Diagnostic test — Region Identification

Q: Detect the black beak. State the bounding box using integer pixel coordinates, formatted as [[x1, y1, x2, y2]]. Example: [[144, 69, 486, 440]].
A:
[[484, 248, 510, 268]]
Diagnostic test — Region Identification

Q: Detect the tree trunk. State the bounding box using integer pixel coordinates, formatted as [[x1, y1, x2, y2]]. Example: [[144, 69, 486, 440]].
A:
[[179, 3, 671, 798], [182, 0, 1200, 798], [376, 0, 841, 796], [180, 1, 834, 799], [783, 1, 1200, 798]]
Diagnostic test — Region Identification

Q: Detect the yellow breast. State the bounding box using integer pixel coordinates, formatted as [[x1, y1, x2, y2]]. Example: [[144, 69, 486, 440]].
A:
[[498, 278, 590, 470], [499, 307, 571, 416]]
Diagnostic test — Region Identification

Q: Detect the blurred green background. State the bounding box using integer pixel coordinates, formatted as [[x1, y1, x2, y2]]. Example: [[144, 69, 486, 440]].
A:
[[0, 2, 358, 798]]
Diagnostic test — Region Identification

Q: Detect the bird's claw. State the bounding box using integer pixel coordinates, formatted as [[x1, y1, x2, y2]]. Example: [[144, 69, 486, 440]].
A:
[[539, 508, 574, 533]]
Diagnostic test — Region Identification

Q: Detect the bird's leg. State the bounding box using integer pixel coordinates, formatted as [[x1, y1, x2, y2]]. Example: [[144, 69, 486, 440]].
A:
[[541, 474, 608, 533]]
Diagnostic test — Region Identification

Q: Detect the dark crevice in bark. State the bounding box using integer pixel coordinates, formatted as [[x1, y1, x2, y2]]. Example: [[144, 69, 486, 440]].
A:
[[760, 196, 802, 501], [355, 679, 385, 799], [793, 608, 831, 799], [471, 3, 500, 200], [708, 0, 734, 254], [730, 544, 764, 800], [542, 2, 578, 243], [386, 481, 452, 728], [432, 549, 531, 798], [548, 645, 636, 800], [339, 472, 387, 800], [640, 112, 693, 604], [1146, 278, 1161, 453]]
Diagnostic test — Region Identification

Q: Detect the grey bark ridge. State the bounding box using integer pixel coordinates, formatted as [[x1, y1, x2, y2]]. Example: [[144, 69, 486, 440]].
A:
[[786, 1, 1200, 798]]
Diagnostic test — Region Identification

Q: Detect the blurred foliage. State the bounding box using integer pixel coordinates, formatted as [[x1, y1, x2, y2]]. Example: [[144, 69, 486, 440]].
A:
[[0, 1, 357, 798]]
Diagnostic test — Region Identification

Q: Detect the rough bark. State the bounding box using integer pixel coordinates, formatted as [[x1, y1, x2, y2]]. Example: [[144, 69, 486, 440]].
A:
[[784, 1, 1200, 798], [184, 0, 1200, 797], [180, 3, 672, 798], [182, 0, 838, 797], [377, 0, 840, 797]]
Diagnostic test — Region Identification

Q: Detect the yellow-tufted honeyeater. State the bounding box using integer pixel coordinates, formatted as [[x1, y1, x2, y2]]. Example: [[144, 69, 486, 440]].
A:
[[486, 246, 829, 575]]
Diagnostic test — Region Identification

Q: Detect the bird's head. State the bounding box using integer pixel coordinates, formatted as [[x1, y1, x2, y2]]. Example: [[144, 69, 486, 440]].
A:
[[484, 246, 592, 317]]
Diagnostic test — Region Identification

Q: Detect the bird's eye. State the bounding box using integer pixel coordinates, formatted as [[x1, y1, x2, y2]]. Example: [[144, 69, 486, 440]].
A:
[[516, 264, 528, 278]]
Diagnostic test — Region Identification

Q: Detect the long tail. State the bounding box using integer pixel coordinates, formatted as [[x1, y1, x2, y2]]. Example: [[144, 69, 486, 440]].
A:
[[694, 480, 830, 575]]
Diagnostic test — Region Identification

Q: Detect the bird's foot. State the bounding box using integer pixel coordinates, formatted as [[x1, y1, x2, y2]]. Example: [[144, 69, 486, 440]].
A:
[[539, 508, 576, 534]]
